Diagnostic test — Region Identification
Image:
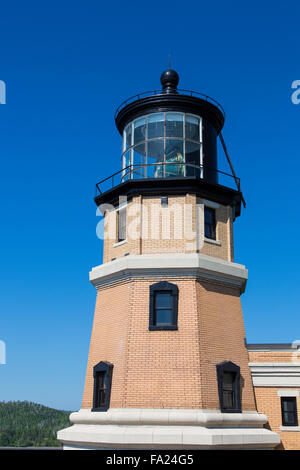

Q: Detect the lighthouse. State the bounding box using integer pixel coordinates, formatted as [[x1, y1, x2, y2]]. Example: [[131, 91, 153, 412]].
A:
[[58, 70, 280, 450]]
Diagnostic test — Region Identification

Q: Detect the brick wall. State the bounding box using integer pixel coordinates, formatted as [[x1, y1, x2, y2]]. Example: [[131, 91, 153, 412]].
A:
[[102, 195, 234, 263], [249, 351, 294, 363], [248, 350, 300, 449], [196, 280, 256, 410], [82, 277, 255, 411], [253, 387, 300, 450]]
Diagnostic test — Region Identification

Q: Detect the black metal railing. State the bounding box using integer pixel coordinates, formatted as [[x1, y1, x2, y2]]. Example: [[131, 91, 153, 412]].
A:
[[95, 162, 240, 197], [114, 89, 225, 120]]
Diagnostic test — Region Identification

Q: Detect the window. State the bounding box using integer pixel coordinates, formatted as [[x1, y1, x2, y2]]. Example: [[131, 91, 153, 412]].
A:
[[117, 207, 126, 242], [92, 361, 113, 411], [216, 361, 241, 413], [149, 281, 178, 330], [204, 207, 216, 240], [94, 372, 106, 407], [281, 397, 298, 426]]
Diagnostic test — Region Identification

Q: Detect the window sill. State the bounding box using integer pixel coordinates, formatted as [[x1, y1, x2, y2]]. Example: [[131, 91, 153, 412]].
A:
[[113, 239, 128, 247], [204, 237, 221, 246], [149, 325, 178, 331], [91, 407, 109, 412], [220, 408, 242, 413], [279, 426, 300, 432]]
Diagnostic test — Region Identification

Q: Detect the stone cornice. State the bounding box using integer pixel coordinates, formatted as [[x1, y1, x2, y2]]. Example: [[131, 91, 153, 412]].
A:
[[89, 253, 248, 292], [249, 362, 300, 387]]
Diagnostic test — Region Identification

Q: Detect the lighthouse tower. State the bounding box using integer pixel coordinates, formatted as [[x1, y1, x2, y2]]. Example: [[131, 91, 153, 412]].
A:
[[58, 70, 279, 449]]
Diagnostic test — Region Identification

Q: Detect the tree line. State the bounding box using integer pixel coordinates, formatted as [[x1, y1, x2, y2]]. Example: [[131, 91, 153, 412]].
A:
[[0, 401, 70, 447]]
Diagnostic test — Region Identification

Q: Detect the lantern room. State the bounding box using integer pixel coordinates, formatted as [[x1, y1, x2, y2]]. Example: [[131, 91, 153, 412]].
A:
[[115, 69, 225, 185]]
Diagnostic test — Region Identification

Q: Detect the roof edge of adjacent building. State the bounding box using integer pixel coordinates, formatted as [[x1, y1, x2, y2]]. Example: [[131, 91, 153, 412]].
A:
[[247, 343, 300, 351]]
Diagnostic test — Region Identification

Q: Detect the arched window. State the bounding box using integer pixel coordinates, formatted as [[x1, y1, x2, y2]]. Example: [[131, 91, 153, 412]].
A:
[[149, 281, 178, 331], [216, 361, 241, 413], [92, 361, 113, 412]]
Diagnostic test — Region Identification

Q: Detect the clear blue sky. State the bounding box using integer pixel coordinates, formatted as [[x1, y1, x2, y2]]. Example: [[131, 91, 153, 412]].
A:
[[0, 1, 299, 411]]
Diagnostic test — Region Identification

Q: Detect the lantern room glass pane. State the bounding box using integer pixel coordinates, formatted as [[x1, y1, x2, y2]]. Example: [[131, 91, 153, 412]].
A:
[[122, 112, 204, 181], [185, 114, 200, 141], [147, 139, 164, 178], [166, 112, 183, 138], [122, 150, 131, 181], [124, 150, 131, 167], [147, 113, 164, 139], [132, 143, 146, 178], [125, 123, 132, 149], [165, 139, 184, 177], [133, 117, 146, 144], [185, 141, 200, 176]]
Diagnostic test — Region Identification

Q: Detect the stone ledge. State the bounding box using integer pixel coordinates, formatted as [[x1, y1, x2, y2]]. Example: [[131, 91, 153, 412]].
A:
[[68, 408, 267, 427], [57, 408, 280, 450], [89, 253, 248, 292]]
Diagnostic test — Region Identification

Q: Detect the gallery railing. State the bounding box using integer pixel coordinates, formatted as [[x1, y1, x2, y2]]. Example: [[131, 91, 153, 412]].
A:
[[95, 162, 240, 197], [114, 89, 225, 119]]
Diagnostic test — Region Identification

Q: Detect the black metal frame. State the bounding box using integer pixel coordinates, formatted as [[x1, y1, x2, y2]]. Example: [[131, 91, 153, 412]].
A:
[[149, 281, 178, 331], [115, 91, 225, 138], [92, 361, 114, 412], [216, 361, 241, 413], [95, 163, 240, 197], [111, 73, 245, 210], [281, 397, 298, 427], [121, 112, 203, 180], [114, 89, 225, 121]]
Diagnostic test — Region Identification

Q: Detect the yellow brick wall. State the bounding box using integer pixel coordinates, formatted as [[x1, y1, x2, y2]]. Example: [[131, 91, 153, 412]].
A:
[[252, 387, 300, 450], [82, 281, 132, 409], [102, 195, 234, 262], [196, 280, 256, 410], [249, 351, 294, 363], [103, 195, 141, 263], [199, 200, 233, 261], [82, 277, 255, 411], [249, 351, 300, 450]]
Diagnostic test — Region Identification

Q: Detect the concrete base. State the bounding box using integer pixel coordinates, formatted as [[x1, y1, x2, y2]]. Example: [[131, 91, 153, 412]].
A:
[[57, 408, 280, 450]]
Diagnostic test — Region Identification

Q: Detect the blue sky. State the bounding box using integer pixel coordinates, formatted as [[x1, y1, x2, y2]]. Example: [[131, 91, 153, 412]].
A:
[[0, 1, 299, 411]]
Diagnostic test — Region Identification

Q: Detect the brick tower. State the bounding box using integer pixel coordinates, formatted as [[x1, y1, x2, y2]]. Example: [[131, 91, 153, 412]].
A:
[[58, 70, 279, 449]]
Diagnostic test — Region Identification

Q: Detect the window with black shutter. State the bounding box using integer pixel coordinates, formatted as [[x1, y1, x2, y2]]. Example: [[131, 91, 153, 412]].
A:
[[149, 281, 178, 331], [216, 361, 241, 413], [92, 361, 113, 411], [204, 207, 216, 240], [117, 207, 127, 242], [94, 372, 106, 408], [281, 397, 298, 426]]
